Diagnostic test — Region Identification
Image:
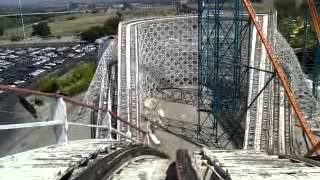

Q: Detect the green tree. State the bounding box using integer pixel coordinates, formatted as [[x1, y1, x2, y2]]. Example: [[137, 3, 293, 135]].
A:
[[0, 17, 17, 29], [103, 16, 120, 35], [80, 15, 121, 42], [32, 22, 51, 37], [39, 77, 59, 93], [116, 12, 123, 20], [0, 27, 3, 36], [39, 62, 96, 95], [80, 26, 106, 42], [10, 35, 22, 42], [274, 0, 302, 18], [0, 17, 16, 36]]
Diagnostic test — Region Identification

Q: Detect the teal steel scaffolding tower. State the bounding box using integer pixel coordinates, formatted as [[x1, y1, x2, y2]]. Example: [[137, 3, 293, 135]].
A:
[[198, 0, 251, 148]]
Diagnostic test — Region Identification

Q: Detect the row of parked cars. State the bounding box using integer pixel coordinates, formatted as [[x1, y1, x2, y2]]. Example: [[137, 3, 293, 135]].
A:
[[0, 43, 98, 88]]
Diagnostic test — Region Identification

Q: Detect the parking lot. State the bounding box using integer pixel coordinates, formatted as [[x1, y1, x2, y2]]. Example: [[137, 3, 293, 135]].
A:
[[0, 43, 98, 91]]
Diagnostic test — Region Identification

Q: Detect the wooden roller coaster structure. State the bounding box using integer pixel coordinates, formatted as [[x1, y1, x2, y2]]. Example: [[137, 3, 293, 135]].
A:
[[242, 0, 320, 156]]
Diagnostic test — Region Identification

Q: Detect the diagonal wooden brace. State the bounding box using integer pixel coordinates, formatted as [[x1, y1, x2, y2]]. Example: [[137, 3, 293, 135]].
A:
[[306, 141, 320, 156], [243, 0, 320, 155]]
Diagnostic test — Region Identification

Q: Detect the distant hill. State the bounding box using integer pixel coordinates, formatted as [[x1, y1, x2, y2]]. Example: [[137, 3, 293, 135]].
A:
[[0, 0, 65, 6], [0, 0, 179, 6]]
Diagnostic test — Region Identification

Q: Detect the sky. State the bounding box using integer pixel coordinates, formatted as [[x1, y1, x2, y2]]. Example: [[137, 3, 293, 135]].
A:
[[0, 0, 303, 6], [0, 0, 148, 5], [0, 0, 59, 5], [0, 0, 91, 5], [0, 0, 171, 6], [0, 0, 112, 6]]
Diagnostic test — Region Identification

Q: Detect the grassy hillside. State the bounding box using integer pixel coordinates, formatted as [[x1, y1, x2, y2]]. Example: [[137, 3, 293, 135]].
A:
[[0, 12, 114, 40], [39, 62, 96, 96], [0, 6, 181, 42]]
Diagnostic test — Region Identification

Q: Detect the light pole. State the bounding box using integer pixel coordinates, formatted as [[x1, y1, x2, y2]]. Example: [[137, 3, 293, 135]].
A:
[[18, 0, 26, 41]]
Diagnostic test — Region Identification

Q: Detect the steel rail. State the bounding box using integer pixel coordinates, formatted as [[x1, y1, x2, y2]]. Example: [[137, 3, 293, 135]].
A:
[[176, 149, 198, 180], [68, 122, 139, 142], [0, 85, 147, 135], [72, 146, 168, 180], [279, 154, 320, 167], [242, 0, 319, 155], [0, 121, 62, 130]]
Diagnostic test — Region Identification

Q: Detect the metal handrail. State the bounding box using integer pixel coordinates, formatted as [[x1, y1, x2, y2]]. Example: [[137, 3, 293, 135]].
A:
[[0, 85, 147, 135]]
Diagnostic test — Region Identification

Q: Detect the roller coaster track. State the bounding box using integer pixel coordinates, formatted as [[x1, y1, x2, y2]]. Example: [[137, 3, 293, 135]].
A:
[[243, 0, 320, 156], [195, 149, 320, 180], [118, 17, 158, 140], [0, 139, 168, 180], [243, 14, 293, 155], [70, 145, 168, 180], [2, 4, 320, 178], [245, 15, 275, 151], [120, 13, 315, 154]]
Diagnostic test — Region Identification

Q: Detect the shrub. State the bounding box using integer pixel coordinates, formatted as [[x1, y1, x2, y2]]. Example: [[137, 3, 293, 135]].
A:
[[0, 27, 3, 36], [10, 35, 22, 42], [39, 63, 96, 96], [80, 26, 106, 42], [91, 9, 98, 14], [274, 0, 303, 18], [67, 16, 77, 20], [39, 76, 59, 93], [103, 16, 120, 35], [79, 15, 121, 42], [32, 22, 51, 37]]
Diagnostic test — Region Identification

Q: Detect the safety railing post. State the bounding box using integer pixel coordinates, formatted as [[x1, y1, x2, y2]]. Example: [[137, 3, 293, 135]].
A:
[[0, 85, 147, 145], [52, 97, 68, 145]]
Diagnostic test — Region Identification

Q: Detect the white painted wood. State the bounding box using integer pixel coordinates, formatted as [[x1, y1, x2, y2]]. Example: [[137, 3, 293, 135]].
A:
[[149, 132, 161, 145], [278, 87, 286, 154], [52, 97, 68, 145], [0, 121, 63, 130], [244, 14, 257, 150], [199, 149, 320, 180], [254, 15, 268, 151], [109, 156, 169, 180], [0, 139, 113, 180]]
